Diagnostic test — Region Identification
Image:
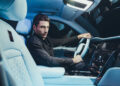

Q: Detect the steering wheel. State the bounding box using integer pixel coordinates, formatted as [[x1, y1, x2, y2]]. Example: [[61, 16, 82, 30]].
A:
[[74, 38, 90, 58]]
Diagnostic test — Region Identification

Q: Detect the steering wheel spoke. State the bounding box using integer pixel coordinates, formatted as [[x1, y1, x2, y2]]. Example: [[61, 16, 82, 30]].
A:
[[74, 38, 90, 58]]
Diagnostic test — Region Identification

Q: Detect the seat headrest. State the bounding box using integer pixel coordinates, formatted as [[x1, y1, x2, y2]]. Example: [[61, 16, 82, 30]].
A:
[[16, 19, 32, 35], [0, 0, 27, 21]]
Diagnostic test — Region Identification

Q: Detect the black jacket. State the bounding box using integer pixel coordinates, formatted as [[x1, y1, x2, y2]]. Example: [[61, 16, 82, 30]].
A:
[[27, 34, 79, 68]]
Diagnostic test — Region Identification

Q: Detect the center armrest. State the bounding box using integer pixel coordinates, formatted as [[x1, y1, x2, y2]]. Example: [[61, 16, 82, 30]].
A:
[[37, 66, 65, 78]]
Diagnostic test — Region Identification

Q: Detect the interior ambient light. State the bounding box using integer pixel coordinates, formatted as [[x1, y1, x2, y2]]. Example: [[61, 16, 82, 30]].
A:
[[66, 0, 93, 11], [70, 0, 86, 3]]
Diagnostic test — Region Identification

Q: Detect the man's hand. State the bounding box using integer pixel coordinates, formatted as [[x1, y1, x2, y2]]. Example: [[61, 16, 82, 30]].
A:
[[72, 55, 83, 63], [77, 33, 91, 39]]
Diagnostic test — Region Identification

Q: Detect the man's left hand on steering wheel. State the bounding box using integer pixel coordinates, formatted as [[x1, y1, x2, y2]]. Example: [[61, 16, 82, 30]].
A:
[[77, 33, 92, 39]]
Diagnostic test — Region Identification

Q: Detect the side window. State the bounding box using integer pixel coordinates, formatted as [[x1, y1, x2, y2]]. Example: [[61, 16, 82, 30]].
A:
[[51, 21, 65, 31], [48, 21, 79, 47], [48, 21, 79, 39]]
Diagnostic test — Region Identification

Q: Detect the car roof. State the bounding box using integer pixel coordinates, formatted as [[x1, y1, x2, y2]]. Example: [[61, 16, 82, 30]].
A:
[[26, 0, 94, 21]]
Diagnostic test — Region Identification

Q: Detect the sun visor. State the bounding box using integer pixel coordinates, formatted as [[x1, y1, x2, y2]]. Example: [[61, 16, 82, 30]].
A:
[[0, 0, 27, 21]]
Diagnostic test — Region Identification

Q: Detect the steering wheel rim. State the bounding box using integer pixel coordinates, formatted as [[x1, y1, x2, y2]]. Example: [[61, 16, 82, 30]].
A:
[[74, 38, 90, 58]]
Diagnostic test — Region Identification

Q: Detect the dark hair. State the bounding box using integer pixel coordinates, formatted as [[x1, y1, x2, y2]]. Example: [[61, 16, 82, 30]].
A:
[[32, 13, 50, 26]]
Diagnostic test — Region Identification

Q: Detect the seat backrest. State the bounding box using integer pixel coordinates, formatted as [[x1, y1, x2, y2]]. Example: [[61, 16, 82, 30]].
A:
[[0, 0, 44, 86], [0, 19, 44, 86], [98, 67, 120, 86]]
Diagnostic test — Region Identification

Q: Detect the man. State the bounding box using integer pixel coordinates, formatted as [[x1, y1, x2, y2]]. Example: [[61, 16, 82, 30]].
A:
[[27, 14, 91, 70]]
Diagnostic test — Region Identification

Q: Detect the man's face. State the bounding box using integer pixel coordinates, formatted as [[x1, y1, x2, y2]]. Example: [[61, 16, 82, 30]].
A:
[[33, 21, 49, 40]]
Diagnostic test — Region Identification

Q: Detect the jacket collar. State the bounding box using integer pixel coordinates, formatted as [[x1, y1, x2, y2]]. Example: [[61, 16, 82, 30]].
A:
[[34, 33, 48, 41]]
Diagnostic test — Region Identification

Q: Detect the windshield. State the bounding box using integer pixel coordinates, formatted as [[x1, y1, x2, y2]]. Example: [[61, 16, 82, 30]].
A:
[[109, 0, 119, 4]]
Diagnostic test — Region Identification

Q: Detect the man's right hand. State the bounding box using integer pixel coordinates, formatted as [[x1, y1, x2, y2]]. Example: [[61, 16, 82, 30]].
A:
[[72, 55, 83, 63]]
